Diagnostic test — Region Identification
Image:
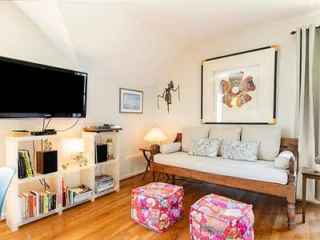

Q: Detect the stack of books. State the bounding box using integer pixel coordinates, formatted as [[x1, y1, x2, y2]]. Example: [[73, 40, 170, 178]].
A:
[[95, 175, 114, 193], [72, 186, 93, 203], [62, 184, 93, 206]]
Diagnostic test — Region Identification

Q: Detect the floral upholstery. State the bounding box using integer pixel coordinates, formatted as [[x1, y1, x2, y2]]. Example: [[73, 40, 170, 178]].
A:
[[188, 137, 221, 158], [222, 140, 260, 162], [189, 194, 254, 239], [131, 182, 184, 233]]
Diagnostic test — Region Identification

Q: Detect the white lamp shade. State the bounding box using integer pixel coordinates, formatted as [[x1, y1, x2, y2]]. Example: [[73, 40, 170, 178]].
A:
[[143, 126, 167, 143], [62, 138, 84, 156]]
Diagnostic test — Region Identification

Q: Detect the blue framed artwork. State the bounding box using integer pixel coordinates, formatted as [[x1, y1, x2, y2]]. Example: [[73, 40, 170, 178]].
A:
[[119, 88, 143, 113]]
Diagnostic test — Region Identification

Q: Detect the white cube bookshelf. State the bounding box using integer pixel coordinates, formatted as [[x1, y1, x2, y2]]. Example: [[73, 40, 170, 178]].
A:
[[5, 130, 121, 232]]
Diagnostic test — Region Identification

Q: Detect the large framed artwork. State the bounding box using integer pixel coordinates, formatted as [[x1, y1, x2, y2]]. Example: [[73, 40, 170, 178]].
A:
[[201, 45, 278, 124], [119, 88, 143, 113]]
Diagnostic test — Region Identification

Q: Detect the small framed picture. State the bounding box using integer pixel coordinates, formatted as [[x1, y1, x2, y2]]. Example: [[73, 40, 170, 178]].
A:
[[119, 88, 143, 113]]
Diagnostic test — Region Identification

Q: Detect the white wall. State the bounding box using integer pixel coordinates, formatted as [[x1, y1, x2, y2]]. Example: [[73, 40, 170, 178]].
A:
[[154, 12, 320, 201], [155, 12, 320, 138], [0, 2, 156, 181]]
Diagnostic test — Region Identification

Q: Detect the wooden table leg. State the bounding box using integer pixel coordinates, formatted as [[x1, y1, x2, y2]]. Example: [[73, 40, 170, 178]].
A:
[[142, 150, 151, 180], [302, 175, 307, 223]]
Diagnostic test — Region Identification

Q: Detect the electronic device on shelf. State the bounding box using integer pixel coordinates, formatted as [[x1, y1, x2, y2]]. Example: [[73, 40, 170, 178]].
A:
[[30, 129, 57, 136], [84, 124, 122, 132], [0, 55, 88, 118]]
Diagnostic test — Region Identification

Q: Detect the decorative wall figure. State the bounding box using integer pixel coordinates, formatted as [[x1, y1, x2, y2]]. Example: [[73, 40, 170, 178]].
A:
[[157, 81, 180, 113]]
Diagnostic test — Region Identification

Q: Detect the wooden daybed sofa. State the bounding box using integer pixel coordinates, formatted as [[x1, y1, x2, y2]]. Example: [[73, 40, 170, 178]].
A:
[[149, 126, 298, 230]]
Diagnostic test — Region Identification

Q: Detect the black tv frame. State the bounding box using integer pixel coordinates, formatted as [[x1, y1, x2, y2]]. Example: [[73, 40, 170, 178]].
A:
[[0, 56, 88, 118]]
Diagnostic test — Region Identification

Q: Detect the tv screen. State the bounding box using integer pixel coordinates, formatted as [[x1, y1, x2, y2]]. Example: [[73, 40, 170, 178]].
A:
[[0, 56, 88, 118]]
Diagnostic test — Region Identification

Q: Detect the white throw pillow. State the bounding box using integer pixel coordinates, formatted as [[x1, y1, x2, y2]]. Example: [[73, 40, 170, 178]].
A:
[[160, 142, 182, 154], [222, 140, 260, 162], [188, 137, 221, 158], [241, 126, 282, 160], [209, 127, 241, 156], [274, 151, 295, 169], [181, 126, 210, 152]]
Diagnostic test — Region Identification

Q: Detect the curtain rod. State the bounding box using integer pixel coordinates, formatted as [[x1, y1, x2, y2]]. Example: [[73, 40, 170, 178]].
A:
[[290, 25, 320, 35]]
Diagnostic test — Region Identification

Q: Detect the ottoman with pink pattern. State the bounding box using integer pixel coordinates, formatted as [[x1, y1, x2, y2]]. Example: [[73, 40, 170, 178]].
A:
[[189, 194, 254, 240], [131, 182, 184, 233]]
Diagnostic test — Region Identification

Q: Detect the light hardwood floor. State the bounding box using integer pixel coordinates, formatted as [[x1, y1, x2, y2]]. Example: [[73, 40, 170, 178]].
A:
[[0, 173, 319, 240]]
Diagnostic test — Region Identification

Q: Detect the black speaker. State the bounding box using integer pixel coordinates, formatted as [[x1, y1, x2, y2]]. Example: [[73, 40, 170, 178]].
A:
[[36, 150, 58, 174], [96, 144, 108, 163]]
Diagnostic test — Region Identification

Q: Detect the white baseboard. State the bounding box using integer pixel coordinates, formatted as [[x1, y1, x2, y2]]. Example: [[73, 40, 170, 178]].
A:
[[120, 169, 145, 180]]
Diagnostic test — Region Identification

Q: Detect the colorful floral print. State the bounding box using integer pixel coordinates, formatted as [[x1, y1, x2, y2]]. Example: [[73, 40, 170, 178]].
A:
[[190, 194, 254, 239], [131, 182, 184, 233]]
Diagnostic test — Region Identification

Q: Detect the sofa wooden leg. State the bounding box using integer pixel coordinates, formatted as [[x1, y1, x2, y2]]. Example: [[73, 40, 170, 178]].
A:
[[152, 171, 155, 182], [172, 175, 175, 184], [287, 203, 295, 230]]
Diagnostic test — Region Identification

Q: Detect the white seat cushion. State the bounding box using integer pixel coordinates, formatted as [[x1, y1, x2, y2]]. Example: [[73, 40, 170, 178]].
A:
[[154, 152, 288, 185], [241, 126, 282, 161], [209, 127, 241, 156], [181, 126, 210, 152]]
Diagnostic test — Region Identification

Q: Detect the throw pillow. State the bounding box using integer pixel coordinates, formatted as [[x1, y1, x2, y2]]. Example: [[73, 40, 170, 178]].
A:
[[188, 137, 221, 158], [241, 126, 282, 161], [160, 142, 182, 154], [209, 127, 242, 156], [223, 140, 260, 162], [181, 126, 210, 152], [274, 151, 295, 169]]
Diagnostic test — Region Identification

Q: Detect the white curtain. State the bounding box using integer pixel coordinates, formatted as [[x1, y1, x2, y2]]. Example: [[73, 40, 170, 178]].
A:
[[294, 24, 320, 201]]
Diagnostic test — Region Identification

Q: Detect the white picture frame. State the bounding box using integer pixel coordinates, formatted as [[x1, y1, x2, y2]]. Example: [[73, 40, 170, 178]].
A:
[[201, 46, 278, 124], [119, 88, 143, 113]]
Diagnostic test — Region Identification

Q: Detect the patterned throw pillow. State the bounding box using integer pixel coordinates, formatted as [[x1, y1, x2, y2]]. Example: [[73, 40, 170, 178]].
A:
[[188, 138, 221, 158], [222, 140, 260, 162]]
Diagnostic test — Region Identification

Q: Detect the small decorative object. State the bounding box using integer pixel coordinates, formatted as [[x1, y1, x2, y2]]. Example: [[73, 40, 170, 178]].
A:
[[9, 130, 29, 137], [157, 80, 180, 113], [201, 45, 278, 124], [62, 138, 86, 168], [106, 138, 115, 160], [43, 139, 52, 151], [119, 88, 143, 113], [314, 156, 320, 172]]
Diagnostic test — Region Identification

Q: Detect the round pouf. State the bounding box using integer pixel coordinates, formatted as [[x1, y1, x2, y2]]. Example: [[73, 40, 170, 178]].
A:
[[189, 194, 254, 239], [131, 182, 184, 233]]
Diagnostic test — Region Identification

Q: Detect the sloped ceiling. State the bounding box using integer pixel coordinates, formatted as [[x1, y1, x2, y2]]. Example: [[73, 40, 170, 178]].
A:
[[112, 0, 320, 46], [13, 0, 320, 85], [14, 0, 183, 85]]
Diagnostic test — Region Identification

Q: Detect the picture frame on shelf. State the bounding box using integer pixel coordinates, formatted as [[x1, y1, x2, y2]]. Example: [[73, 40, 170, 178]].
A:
[[119, 88, 143, 113], [201, 45, 278, 125]]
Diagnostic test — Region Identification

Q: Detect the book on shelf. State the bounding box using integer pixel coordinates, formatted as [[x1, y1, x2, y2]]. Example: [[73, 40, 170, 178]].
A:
[[62, 184, 93, 206], [95, 175, 114, 193], [18, 190, 57, 221], [17, 149, 34, 179]]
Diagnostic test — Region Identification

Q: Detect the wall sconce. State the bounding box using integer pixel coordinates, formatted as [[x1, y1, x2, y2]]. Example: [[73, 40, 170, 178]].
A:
[[62, 138, 87, 168]]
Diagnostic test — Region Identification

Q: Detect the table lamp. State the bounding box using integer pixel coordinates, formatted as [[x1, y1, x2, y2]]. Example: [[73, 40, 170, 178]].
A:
[[143, 126, 167, 145], [62, 138, 86, 168]]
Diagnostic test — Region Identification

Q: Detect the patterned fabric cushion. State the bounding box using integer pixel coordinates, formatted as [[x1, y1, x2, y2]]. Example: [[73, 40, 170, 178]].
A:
[[131, 182, 184, 233], [223, 140, 260, 162], [188, 138, 221, 158], [189, 194, 254, 239]]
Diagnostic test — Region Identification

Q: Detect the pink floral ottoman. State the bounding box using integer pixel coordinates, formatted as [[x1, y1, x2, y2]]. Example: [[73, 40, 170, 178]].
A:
[[131, 182, 184, 233], [189, 194, 254, 239]]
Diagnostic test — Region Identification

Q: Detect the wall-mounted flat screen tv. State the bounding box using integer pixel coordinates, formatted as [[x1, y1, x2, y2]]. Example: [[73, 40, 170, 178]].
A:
[[0, 56, 88, 118]]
